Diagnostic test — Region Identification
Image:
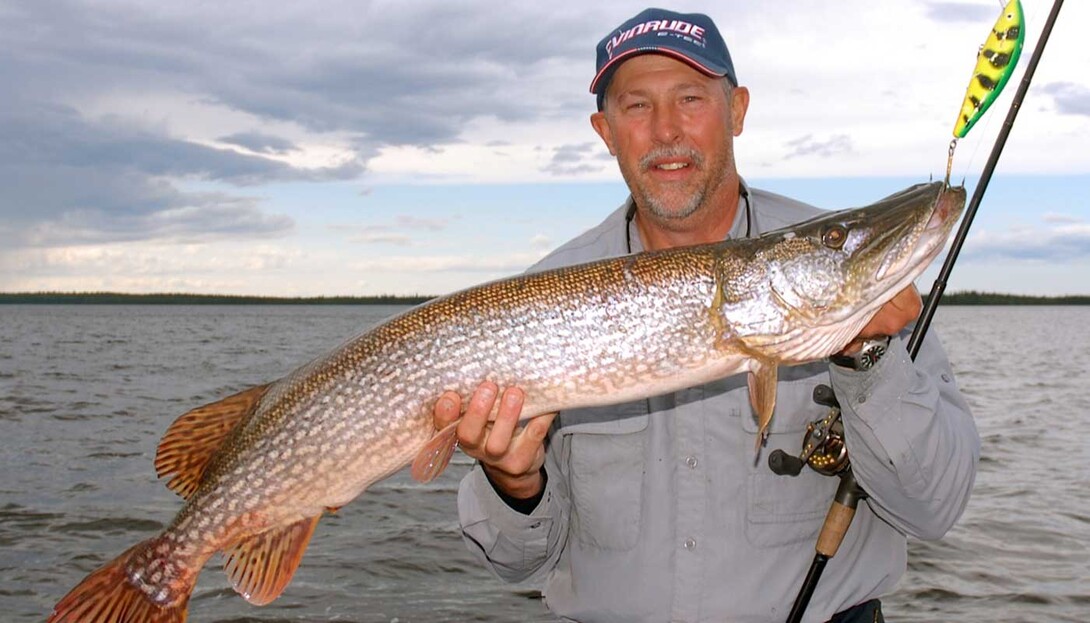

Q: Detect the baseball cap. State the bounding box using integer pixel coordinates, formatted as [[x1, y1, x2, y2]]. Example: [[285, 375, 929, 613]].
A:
[[590, 8, 737, 111]]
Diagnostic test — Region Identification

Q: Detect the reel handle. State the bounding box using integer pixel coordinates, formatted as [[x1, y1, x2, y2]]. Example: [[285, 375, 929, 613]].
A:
[[768, 449, 805, 476]]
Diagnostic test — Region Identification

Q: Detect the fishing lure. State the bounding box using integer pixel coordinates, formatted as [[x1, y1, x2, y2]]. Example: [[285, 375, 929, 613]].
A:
[[954, 0, 1025, 137], [946, 0, 1026, 181]]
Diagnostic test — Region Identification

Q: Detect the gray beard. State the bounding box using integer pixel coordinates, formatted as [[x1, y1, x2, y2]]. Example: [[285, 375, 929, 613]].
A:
[[637, 184, 705, 221], [633, 146, 707, 221]]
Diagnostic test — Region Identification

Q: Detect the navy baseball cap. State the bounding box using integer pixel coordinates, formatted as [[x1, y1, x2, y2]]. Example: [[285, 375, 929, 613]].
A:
[[591, 8, 737, 111]]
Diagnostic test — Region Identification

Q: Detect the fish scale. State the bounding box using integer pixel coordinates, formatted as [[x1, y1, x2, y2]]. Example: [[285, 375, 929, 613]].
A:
[[48, 180, 965, 623]]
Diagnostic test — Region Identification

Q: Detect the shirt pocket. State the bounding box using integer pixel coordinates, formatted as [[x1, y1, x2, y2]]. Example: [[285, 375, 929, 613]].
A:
[[560, 403, 649, 552], [741, 376, 839, 548]]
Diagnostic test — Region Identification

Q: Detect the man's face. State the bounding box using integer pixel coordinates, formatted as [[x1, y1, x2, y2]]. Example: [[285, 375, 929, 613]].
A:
[[591, 54, 749, 224]]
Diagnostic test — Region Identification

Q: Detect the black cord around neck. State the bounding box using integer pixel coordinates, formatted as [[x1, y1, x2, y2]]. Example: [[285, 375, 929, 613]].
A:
[[624, 183, 752, 254]]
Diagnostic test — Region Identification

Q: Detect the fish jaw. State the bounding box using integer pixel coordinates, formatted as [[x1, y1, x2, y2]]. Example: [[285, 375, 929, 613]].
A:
[[716, 182, 966, 363]]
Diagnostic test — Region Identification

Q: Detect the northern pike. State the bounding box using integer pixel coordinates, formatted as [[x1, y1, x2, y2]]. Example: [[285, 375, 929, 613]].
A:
[[49, 181, 965, 622]]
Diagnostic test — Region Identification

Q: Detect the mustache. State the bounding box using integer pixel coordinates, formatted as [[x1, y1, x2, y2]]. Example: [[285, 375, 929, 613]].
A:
[[639, 146, 704, 172]]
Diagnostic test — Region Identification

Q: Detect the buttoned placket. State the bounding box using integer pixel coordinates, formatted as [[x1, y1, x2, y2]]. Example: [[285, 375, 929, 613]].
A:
[[670, 385, 707, 622]]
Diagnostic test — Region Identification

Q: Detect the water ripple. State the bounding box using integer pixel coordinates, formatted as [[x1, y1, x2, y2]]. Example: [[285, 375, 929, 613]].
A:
[[3, 304, 1087, 622]]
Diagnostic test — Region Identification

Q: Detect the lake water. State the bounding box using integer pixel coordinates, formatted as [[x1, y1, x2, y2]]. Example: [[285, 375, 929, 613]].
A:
[[1, 305, 1087, 622]]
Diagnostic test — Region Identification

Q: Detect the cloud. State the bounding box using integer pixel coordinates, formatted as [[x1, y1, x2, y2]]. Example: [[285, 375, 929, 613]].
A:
[[351, 253, 544, 273], [923, 2, 997, 22], [1042, 212, 1084, 224], [217, 132, 299, 155], [530, 234, 552, 250], [967, 223, 1090, 261], [541, 142, 607, 176], [4, 242, 302, 278], [349, 232, 414, 246], [1040, 82, 1090, 117], [396, 215, 450, 231], [783, 134, 853, 160], [4, 1, 594, 146], [0, 103, 331, 247], [343, 215, 450, 245], [1, 1, 604, 251]]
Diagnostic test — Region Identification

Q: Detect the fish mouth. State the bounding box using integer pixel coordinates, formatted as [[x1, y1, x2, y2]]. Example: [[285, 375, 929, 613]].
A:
[[874, 183, 966, 283]]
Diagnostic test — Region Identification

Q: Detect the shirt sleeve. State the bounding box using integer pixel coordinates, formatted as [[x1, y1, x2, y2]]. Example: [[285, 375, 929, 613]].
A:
[[457, 441, 571, 583], [830, 328, 980, 540]]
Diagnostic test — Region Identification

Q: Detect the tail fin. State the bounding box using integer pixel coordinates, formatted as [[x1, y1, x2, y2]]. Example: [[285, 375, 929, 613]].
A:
[[48, 539, 193, 623]]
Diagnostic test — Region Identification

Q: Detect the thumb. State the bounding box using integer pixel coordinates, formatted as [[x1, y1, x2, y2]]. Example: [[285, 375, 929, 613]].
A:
[[525, 412, 557, 441]]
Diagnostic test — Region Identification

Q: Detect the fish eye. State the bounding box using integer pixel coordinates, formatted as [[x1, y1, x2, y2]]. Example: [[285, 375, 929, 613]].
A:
[[822, 224, 847, 249]]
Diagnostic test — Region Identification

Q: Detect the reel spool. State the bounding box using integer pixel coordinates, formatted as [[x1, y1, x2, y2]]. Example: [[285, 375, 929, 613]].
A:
[[768, 384, 850, 478]]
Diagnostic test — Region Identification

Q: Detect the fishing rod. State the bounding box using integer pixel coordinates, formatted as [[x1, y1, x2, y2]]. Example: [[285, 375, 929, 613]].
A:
[[911, 0, 1064, 358], [770, 1, 1065, 621]]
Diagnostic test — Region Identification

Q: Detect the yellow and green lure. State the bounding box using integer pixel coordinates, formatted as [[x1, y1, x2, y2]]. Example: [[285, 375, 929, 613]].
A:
[[946, 0, 1026, 182]]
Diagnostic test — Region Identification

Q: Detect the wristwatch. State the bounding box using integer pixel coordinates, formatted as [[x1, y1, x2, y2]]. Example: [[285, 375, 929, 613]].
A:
[[829, 336, 890, 371]]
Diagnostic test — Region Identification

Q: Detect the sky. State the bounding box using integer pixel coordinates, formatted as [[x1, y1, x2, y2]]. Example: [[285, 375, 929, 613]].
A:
[[1, 0, 1088, 297]]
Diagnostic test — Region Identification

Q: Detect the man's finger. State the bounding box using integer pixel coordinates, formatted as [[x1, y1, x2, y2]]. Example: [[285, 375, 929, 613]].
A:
[[458, 382, 497, 450], [524, 412, 557, 442], [500, 412, 557, 474], [484, 387, 524, 459], [433, 391, 462, 429], [891, 285, 921, 313]]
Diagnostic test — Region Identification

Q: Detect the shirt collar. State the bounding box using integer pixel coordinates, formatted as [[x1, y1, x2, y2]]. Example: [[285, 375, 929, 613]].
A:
[[624, 178, 752, 254]]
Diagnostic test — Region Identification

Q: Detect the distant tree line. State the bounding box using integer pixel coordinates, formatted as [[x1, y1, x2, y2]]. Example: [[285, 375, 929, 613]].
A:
[[1, 291, 1088, 305], [933, 291, 1090, 305]]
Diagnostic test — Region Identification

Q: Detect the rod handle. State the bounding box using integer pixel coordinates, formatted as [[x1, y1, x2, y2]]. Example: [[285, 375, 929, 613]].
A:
[[816, 501, 856, 557]]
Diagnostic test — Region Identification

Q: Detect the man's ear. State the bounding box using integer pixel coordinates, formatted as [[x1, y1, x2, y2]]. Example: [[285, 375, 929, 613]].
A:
[[590, 111, 616, 156], [730, 86, 750, 137]]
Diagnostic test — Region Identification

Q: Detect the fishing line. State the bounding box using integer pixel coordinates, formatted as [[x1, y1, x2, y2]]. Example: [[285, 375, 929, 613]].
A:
[[781, 1, 1065, 621], [944, 0, 1026, 186]]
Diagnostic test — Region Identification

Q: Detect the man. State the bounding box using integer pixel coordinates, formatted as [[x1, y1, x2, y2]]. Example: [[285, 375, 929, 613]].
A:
[[433, 8, 979, 622]]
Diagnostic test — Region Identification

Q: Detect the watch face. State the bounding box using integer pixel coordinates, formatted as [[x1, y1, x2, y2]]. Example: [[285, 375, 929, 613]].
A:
[[858, 341, 888, 370]]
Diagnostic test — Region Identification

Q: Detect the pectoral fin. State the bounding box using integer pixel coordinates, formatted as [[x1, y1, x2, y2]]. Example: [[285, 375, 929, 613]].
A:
[[411, 421, 459, 483], [747, 360, 779, 451]]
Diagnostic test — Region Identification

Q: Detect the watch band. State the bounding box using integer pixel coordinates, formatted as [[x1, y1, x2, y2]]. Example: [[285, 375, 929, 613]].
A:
[[829, 336, 891, 371]]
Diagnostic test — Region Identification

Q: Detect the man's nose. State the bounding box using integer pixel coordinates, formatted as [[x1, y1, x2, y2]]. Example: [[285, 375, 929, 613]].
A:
[[651, 103, 681, 144]]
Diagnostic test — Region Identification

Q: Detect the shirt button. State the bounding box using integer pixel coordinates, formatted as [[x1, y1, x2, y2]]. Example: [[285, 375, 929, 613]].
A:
[[683, 538, 696, 550], [685, 456, 698, 469]]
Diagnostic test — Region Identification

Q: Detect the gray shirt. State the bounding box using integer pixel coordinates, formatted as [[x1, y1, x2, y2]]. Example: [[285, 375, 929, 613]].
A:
[[456, 183, 980, 623]]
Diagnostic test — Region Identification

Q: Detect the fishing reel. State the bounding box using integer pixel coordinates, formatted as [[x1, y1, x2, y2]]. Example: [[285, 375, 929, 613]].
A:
[[768, 385, 850, 478]]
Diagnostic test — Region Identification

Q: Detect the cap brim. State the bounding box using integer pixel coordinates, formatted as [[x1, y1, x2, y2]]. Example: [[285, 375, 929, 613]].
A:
[[589, 47, 730, 94]]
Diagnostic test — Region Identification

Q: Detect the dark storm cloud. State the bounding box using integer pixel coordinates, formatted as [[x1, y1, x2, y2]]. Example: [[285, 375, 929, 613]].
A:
[[4, 1, 594, 144], [0, 102, 358, 245], [2, 103, 362, 188], [1, 0, 604, 247]]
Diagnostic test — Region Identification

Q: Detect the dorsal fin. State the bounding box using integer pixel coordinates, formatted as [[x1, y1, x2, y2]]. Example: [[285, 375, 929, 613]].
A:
[[155, 383, 271, 498], [223, 515, 321, 605]]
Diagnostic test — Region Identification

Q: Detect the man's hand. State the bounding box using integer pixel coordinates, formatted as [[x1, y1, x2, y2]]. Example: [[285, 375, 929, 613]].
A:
[[433, 382, 556, 500], [838, 285, 922, 355]]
